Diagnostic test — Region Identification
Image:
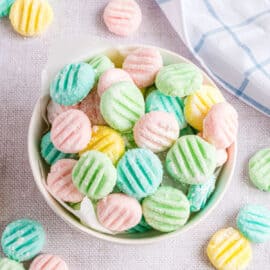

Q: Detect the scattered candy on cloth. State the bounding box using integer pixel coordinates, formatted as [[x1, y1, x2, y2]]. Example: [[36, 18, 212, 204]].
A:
[[156, 0, 270, 116]]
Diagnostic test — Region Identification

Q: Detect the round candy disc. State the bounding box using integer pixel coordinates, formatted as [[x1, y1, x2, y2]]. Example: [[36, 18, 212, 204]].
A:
[[50, 63, 95, 106], [133, 111, 180, 153], [97, 193, 142, 232], [166, 135, 216, 184], [0, 258, 25, 270], [142, 186, 190, 232], [123, 47, 163, 88], [79, 125, 125, 164], [29, 254, 68, 270], [9, 0, 53, 36], [72, 150, 117, 200], [237, 204, 270, 243], [155, 63, 203, 97], [103, 0, 142, 36], [207, 227, 252, 270], [100, 81, 145, 132], [1, 219, 45, 262], [117, 148, 163, 200], [51, 109, 91, 153]]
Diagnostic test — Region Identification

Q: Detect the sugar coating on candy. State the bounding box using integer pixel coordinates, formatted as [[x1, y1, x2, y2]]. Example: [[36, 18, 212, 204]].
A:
[[97, 193, 142, 232], [155, 63, 203, 97], [97, 68, 133, 97], [51, 109, 91, 154], [142, 186, 190, 232], [103, 0, 142, 36], [47, 100, 79, 124], [117, 148, 163, 200], [203, 102, 238, 149], [166, 135, 216, 185], [184, 85, 225, 131], [133, 111, 180, 153], [29, 254, 68, 270], [1, 219, 46, 262], [79, 125, 125, 164], [216, 148, 228, 167], [127, 216, 152, 233], [237, 204, 270, 243], [187, 174, 216, 212], [122, 47, 163, 88], [47, 159, 83, 203], [100, 81, 145, 132], [207, 227, 252, 270], [72, 150, 117, 200], [78, 90, 106, 125], [0, 0, 15, 17], [50, 63, 95, 106], [9, 0, 53, 36], [145, 90, 186, 129], [88, 55, 114, 81], [249, 148, 270, 191], [0, 258, 25, 270], [40, 132, 76, 165]]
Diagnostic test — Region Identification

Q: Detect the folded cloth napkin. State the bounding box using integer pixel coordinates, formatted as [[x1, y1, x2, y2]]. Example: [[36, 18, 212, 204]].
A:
[[156, 0, 270, 116]]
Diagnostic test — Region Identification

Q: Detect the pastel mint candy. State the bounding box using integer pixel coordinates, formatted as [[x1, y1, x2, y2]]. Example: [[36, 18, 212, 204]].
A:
[[155, 63, 203, 97], [88, 55, 114, 81], [166, 135, 216, 184], [50, 62, 95, 106], [100, 81, 145, 132], [40, 132, 76, 165], [187, 174, 216, 212], [72, 150, 117, 200], [249, 148, 270, 191], [117, 149, 163, 200], [0, 0, 14, 17], [142, 186, 190, 232], [237, 205, 270, 243], [1, 219, 45, 262], [127, 216, 152, 233], [145, 90, 186, 129], [0, 258, 25, 270]]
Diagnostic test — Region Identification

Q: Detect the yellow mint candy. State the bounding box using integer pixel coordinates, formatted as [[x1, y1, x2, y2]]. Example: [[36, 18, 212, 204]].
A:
[[9, 0, 53, 37], [184, 85, 224, 131], [207, 227, 252, 270], [79, 126, 125, 164]]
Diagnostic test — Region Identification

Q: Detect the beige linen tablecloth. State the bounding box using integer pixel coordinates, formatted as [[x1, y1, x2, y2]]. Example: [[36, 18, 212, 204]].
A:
[[0, 1, 270, 269]]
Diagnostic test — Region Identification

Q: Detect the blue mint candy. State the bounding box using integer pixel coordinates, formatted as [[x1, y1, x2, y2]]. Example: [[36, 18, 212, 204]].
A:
[[127, 216, 152, 233], [1, 219, 46, 262], [237, 204, 270, 243], [0, 0, 15, 17], [187, 175, 216, 212], [117, 149, 163, 200], [40, 131, 76, 165], [145, 90, 186, 129], [50, 62, 95, 106]]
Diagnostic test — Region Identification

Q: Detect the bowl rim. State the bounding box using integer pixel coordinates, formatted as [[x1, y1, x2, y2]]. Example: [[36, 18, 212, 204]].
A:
[[28, 44, 237, 245]]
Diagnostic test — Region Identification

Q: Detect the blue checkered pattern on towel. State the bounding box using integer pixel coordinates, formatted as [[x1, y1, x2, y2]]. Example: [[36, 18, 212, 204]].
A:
[[156, 0, 270, 116]]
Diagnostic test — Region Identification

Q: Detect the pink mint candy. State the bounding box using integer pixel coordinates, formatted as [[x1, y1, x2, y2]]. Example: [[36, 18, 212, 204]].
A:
[[51, 109, 91, 153], [47, 159, 83, 203], [123, 47, 163, 88], [97, 68, 133, 97], [103, 0, 142, 36], [203, 102, 238, 149], [29, 254, 68, 270], [134, 111, 180, 153], [97, 193, 142, 232], [79, 90, 106, 125]]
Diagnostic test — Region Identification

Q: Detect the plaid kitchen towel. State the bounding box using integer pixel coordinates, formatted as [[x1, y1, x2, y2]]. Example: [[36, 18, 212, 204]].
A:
[[156, 0, 270, 116]]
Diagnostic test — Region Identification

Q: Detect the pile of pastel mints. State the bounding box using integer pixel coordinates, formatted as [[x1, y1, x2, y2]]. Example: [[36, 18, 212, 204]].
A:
[[0, 218, 68, 269], [39, 45, 238, 236]]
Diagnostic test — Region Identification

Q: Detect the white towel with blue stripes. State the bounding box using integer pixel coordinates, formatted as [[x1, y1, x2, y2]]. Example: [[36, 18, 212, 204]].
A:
[[156, 0, 270, 116]]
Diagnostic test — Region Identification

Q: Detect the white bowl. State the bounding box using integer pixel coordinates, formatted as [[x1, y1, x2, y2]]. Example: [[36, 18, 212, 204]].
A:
[[28, 45, 236, 244]]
